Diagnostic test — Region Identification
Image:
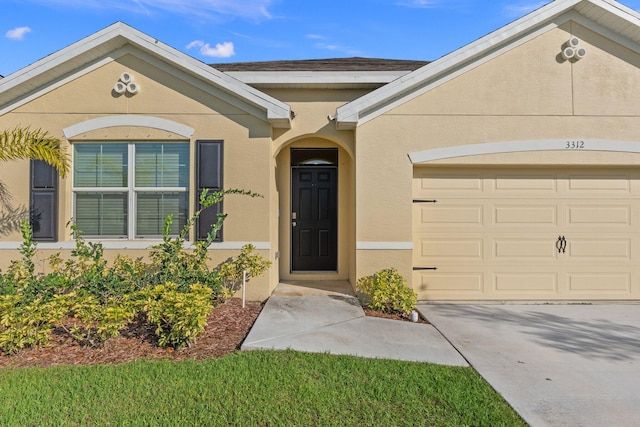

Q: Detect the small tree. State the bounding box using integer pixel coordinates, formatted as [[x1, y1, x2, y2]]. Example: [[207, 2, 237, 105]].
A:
[[218, 244, 271, 300]]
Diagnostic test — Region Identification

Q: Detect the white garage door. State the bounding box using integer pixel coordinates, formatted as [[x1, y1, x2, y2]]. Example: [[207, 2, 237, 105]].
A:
[[413, 167, 640, 300]]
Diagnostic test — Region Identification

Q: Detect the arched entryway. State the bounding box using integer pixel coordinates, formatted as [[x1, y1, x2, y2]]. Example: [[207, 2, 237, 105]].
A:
[[275, 137, 354, 282]]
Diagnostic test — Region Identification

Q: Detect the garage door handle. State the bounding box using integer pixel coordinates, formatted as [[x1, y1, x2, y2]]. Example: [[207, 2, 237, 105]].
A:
[[556, 236, 567, 253]]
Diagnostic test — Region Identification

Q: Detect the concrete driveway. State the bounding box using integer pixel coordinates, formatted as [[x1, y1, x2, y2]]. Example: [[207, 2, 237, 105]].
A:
[[420, 304, 640, 427]]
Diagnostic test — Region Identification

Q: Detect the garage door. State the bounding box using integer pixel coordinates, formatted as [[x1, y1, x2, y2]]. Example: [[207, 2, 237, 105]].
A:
[[413, 167, 640, 300]]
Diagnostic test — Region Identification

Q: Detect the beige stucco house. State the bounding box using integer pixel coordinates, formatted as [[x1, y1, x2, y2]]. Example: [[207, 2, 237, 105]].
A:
[[2, 0, 640, 301]]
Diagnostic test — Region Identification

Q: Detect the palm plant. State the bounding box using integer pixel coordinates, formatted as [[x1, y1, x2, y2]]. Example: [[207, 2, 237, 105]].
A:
[[0, 126, 69, 235], [0, 126, 69, 177]]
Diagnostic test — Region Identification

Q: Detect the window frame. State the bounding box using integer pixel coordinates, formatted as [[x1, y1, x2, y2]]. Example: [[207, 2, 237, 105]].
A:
[[72, 141, 190, 239]]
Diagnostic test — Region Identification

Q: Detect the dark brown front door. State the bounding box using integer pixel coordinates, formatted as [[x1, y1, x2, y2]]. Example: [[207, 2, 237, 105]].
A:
[[291, 167, 338, 271]]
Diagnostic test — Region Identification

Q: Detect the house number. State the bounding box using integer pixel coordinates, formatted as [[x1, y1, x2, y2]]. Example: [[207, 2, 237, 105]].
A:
[[565, 140, 585, 149]]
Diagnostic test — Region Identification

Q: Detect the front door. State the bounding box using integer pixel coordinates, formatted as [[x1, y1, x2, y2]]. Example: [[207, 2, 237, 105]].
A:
[[291, 167, 338, 271]]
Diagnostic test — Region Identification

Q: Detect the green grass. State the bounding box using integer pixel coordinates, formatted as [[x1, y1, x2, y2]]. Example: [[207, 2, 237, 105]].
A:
[[0, 350, 525, 426]]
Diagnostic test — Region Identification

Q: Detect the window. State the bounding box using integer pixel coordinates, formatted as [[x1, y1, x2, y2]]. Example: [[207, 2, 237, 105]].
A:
[[73, 142, 189, 238]]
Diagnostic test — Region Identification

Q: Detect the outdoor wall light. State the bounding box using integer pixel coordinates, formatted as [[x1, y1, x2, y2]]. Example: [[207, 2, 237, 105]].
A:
[[113, 72, 140, 95], [561, 37, 587, 60]]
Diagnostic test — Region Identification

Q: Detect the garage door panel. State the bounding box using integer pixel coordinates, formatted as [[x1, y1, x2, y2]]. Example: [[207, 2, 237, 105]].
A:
[[569, 239, 631, 259], [494, 175, 558, 192], [567, 175, 631, 193], [414, 204, 483, 227], [494, 272, 558, 292], [413, 170, 483, 196], [494, 238, 558, 259], [415, 238, 483, 261], [494, 205, 557, 225], [567, 272, 631, 293], [567, 205, 632, 226], [413, 271, 484, 295]]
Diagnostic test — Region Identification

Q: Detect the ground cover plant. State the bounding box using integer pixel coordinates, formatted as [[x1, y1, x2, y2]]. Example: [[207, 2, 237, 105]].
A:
[[0, 350, 526, 427], [0, 189, 270, 355]]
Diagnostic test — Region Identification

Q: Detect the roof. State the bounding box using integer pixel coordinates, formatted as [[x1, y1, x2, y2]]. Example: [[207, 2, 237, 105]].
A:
[[0, 22, 291, 128], [335, 0, 640, 130], [211, 58, 430, 89], [210, 57, 429, 72]]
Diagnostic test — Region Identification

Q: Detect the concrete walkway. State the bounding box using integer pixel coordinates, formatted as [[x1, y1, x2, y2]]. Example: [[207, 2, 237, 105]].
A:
[[422, 304, 640, 427], [241, 281, 467, 366]]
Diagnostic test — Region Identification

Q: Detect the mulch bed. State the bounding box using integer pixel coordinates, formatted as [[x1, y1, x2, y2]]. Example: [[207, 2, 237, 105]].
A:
[[0, 298, 263, 369], [364, 308, 429, 324]]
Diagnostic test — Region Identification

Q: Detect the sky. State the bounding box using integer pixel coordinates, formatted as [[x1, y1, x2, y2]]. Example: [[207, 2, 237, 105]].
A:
[[2, 0, 640, 77]]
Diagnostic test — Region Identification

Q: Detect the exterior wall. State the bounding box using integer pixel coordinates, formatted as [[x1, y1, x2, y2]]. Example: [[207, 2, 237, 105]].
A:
[[0, 53, 276, 300], [354, 23, 640, 287], [5, 17, 639, 300]]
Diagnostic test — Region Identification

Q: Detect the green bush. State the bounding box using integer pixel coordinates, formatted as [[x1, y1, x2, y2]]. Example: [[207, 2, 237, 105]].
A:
[[0, 188, 265, 353], [0, 295, 62, 354], [138, 283, 213, 349], [150, 188, 260, 294], [218, 244, 271, 300], [53, 293, 137, 347], [356, 268, 417, 316]]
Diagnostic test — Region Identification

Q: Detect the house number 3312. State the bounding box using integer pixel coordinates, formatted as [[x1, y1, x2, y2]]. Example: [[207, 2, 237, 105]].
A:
[[565, 140, 585, 149]]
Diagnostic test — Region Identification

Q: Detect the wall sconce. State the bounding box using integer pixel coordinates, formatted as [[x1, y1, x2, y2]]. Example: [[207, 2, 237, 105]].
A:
[[113, 72, 140, 95], [561, 37, 587, 61]]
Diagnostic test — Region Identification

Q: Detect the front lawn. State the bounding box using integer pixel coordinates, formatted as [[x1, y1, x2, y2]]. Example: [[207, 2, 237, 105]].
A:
[[0, 350, 525, 426]]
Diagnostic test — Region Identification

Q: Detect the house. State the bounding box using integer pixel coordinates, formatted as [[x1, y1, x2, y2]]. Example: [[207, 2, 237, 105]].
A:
[[1, 0, 640, 301]]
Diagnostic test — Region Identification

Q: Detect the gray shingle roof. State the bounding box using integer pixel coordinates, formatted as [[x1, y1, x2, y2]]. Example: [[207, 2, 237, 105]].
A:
[[210, 57, 429, 72]]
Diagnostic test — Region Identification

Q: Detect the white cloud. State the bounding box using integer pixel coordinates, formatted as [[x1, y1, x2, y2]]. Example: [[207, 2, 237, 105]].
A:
[[187, 40, 235, 58], [315, 42, 361, 56], [26, 0, 274, 21], [502, 1, 547, 17], [305, 34, 325, 40], [5, 26, 32, 40], [396, 0, 441, 8]]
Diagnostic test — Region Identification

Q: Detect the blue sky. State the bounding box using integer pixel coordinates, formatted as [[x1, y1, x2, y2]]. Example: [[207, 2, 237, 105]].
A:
[[2, 0, 640, 77]]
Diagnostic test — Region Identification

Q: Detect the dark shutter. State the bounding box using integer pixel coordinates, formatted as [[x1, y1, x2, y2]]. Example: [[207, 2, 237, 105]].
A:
[[196, 140, 223, 241], [30, 160, 58, 241]]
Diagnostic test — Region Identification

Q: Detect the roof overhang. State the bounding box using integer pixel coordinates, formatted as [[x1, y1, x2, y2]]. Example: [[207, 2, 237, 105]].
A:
[[336, 0, 640, 130], [0, 22, 292, 129]]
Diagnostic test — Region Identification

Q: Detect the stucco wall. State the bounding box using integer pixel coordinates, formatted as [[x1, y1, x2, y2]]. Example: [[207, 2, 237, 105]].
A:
[[0, 53, 278, 300], [354, 22, 640, 284], [269, 89, 358, 287]]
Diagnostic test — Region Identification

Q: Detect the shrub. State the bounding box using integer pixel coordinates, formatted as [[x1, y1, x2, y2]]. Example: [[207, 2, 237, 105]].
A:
[[47, 228, 153, 301], [3, 221, 41, 301], [0, 295, 62, 354], [53, 293, 137, 347], [150, 188, 260, 294], [138, 283, 213, 349], [0, 188, 262, 353], [217, 244, 271, 300], [356, 268, 417, 316]]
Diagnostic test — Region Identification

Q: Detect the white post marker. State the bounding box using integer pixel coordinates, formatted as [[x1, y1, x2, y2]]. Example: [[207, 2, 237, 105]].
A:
[[242, 269, 247, 308]]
